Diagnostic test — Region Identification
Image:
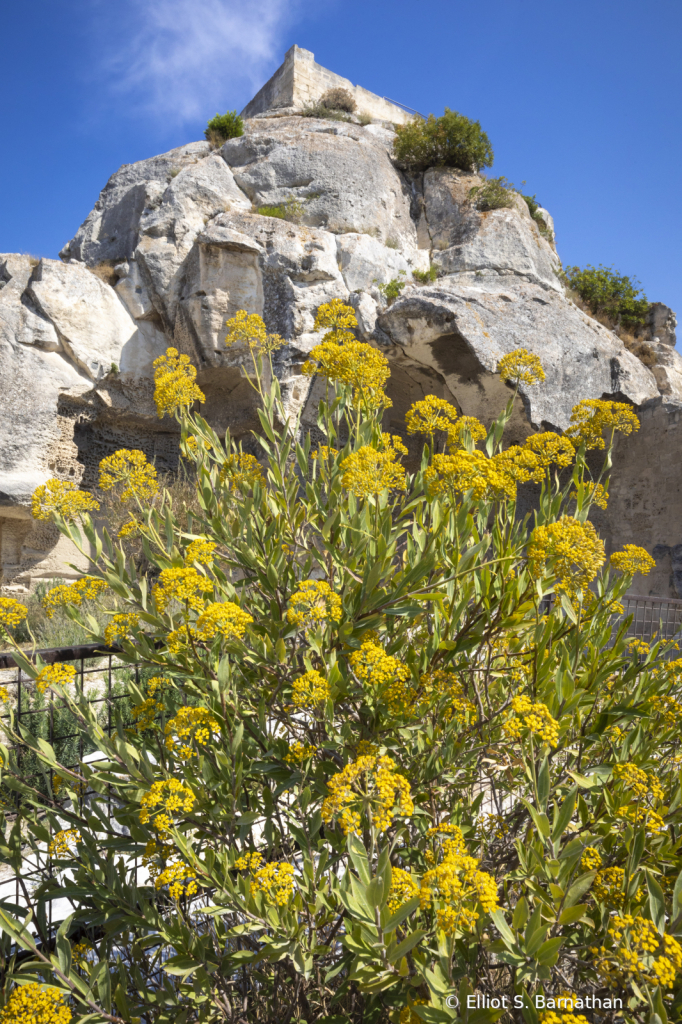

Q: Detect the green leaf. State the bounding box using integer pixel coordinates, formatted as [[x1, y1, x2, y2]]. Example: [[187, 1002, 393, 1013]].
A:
[[647, 871, 666, 935], [389, 928, 426, 963], [491, 908, 516, 950], [383, 895, 421, 933], [559, 904, 588, 926], [673, 868, 682, 922], [535, 936, 563, 964], [551, 788, 577, 842], [537, 758, 549, 810], [512, 897, 529, 932], [564, 871, 596, 907]]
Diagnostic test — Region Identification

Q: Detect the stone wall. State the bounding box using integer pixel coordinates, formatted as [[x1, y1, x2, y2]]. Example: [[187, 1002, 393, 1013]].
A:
[[241, 45, 415, 123]]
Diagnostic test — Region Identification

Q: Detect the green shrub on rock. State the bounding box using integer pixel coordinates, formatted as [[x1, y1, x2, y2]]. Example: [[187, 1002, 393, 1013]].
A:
[[204, 109, 244, 146], [564, 263, 650, 327], [469, 175, 516, 211], [393, 107, 493, 172]]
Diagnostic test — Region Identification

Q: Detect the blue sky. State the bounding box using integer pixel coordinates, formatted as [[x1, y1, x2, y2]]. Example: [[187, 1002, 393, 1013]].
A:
[[1, 0, 680, 327]]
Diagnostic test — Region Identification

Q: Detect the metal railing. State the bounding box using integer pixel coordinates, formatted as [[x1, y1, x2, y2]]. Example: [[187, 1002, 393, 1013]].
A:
[[618, 594, 682, 642], [382, 97, 426, 120], [0, 643, 139, 927]]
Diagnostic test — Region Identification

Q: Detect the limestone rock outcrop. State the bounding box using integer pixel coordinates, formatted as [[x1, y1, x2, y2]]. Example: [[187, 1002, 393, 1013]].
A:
[[1, 98, 681, 596]]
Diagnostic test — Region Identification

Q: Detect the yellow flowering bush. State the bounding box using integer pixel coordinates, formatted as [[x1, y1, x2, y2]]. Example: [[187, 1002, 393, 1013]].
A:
[[35, 662, 77, 695], [0, 597, 27, 631], [611, 543, 656, 576], [42, 577, 108, 618], [0, 984, 71, 1024], [6, 305, 682, 1024], [153, 347, 205, 418], [286, 580, 342, 631], [302, 340, 391, 407], [497, 346, 546, 386], [31, 478, 99, 521], [527, 515, 605, 597], [340, 434, 407, 497], [291, 669, 330, 708], [405, 395, 459, 439], [566, 397, 640, 448], [224, 310, 284, 354], [99, 448, 158, 502]]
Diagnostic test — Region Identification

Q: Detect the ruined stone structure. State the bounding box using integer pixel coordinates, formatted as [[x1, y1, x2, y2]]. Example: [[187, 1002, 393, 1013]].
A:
[[241, 45, 416, 124], [0, 47, 680, 596]]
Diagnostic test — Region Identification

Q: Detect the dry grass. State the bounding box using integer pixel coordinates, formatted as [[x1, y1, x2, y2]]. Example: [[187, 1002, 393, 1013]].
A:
[[205, 129, 225, 150], [87, 261, 119, 288]]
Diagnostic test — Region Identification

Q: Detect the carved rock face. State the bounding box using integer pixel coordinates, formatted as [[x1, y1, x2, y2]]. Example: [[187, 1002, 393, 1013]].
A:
[[1, 114, 681, 593]]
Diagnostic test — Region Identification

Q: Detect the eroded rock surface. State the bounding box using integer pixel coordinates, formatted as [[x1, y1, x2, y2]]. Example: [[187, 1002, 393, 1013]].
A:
[[2, 113, 681, 594]]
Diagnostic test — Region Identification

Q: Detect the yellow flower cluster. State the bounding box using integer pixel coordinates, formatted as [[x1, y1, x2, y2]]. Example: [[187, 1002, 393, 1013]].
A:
[[71, 941, 92, 968], [155, 860, 198, 901], [284, 740, 317, 765], [399, 1001, 428, 1024], [99, 449, 158, 502], [475, 813, 509, 842], [0, 984, 72, 1024], [610, 544, 656, 576], [593, 916, 682, 989], [650, 694, 682, 727], [31, 478, 99, 521], [387, 867, 420, 914], [153, 347, 205, 419], [224, 310, 284, 355], [504, 695, 559, 747], [165, 706, 220, 759], [195, 602, 253, 643], [139, 778, 195, 827], [350, 641, 410, 714], [287, 580, 342, 631], [154, 567, 213, 613], [497, 347, 546, 386], [104, 612, 140, 646], [416, 669, 475, 724], [314, 298, 358, 336], [591, 866, 642, 908], [420, 826, 498, 935], [613, 762, 661, 799], [35, 662, 76, 696], [185, 539, 216, 565], [616, 805, 666, 833], [580, 846, 602, 871], [291, 670, 331, 708], [405, 395, 459, 437], [49, 828, 82, 857], [527, 515, 604, 596], [250, 861, 296, 906], [322, 754, 413, 835], [219, 452, 265, 492], [43, 577, 108, 618], [540, 1007, 589, 1024], [118, 516, 140, 538], [0, 597, 27, 630], [132, 698, 163, 733], [448, 416, 487, 447], [425, 449, 516, 502], [525, 431, 575, 468], [566, 399, 639, 449], [340, 435, 407, 498], [571, 481, 609, 509], [303, 341, 391, 408]]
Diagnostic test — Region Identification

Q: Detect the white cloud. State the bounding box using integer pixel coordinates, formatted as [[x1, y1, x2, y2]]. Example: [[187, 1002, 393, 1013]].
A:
[[96, 0, 304, 123]]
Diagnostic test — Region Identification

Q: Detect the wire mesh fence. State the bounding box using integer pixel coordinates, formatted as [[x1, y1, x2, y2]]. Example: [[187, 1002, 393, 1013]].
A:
[[0, 643, 139, 927], [618, 594, 682, 642]]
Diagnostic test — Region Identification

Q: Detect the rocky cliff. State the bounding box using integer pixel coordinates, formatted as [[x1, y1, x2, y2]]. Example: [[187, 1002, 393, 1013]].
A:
[[1, 105, 681, 596]]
